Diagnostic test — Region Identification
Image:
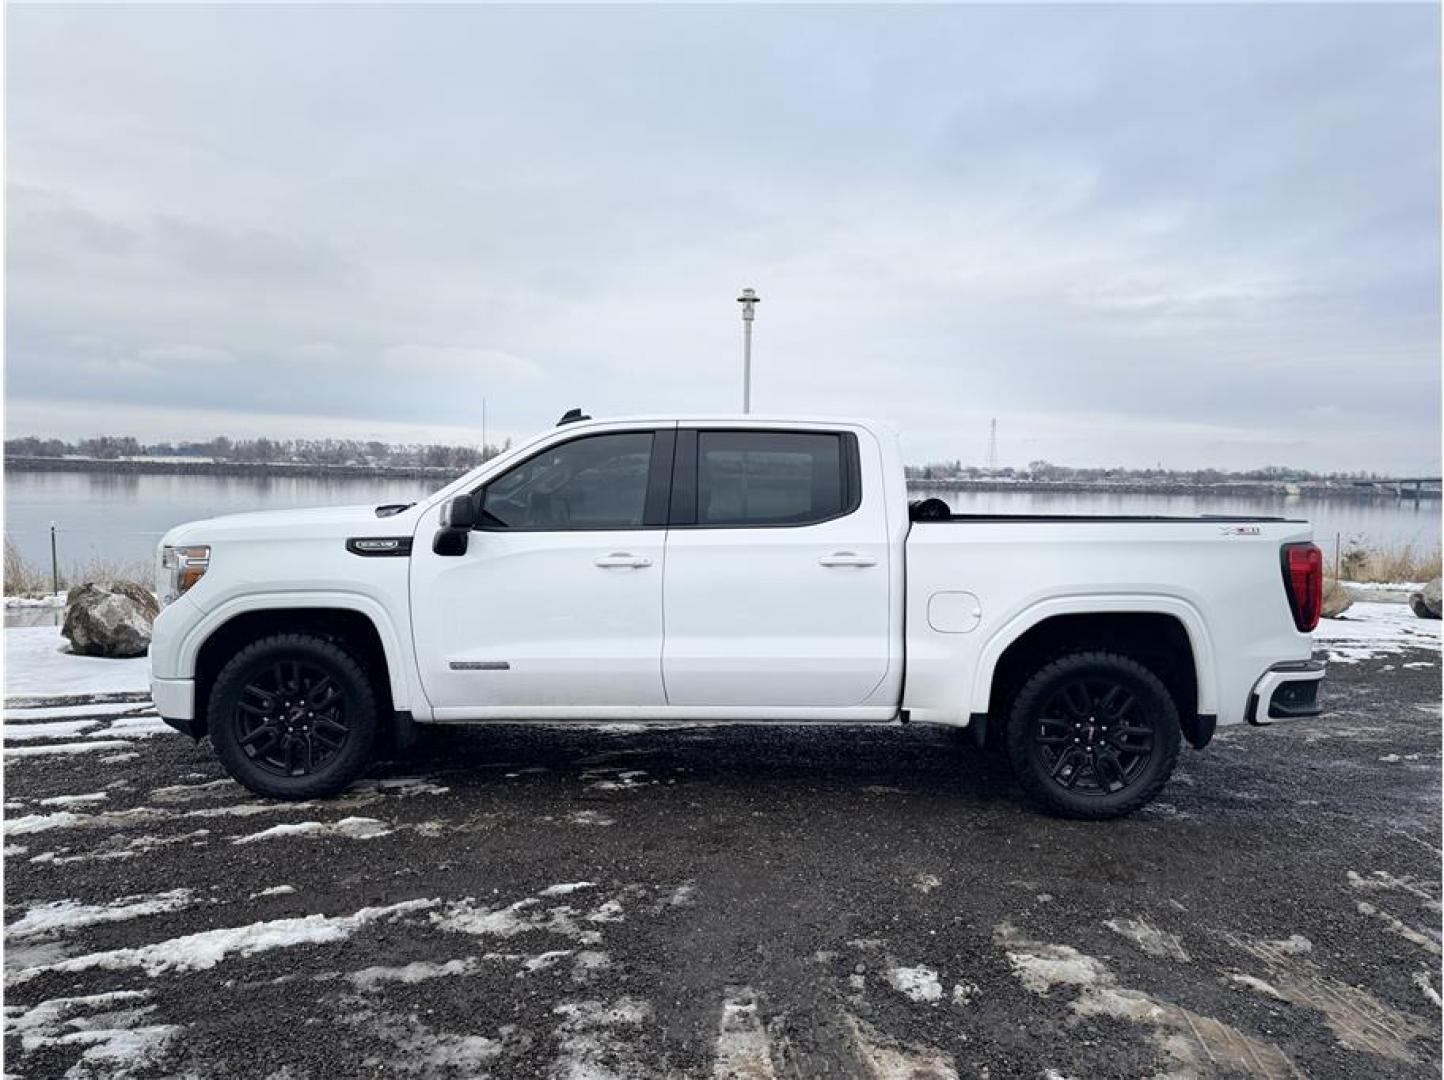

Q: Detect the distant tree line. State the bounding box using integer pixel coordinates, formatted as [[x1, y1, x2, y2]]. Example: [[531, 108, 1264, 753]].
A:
[[4, 435, 509, 470], [0, 435, 1400, 481], [905, 460, 1394, 483]]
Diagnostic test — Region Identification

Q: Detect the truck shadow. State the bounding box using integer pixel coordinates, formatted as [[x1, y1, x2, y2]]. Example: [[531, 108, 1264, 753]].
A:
[[383, 721, 1025, 805]]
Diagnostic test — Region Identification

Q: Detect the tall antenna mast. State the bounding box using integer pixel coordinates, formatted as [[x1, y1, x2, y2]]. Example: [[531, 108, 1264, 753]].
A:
[[987, 418, 998, 471]]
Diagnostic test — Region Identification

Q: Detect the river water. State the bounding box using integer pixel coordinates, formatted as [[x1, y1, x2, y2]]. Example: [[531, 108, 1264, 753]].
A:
[[4, 469, 1439, 573]]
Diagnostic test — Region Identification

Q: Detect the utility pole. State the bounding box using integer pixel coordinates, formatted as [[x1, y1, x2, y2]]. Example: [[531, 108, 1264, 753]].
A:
[[481, 396, 487, 461], [737, 288, 760, 413]]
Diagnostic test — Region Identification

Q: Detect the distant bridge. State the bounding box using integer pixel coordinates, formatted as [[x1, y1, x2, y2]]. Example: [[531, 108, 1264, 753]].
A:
[[1350, 477, 1441, 499]]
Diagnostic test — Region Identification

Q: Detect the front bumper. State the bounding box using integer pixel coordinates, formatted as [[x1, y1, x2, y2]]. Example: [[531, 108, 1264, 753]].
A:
[[1246, 660, 1325, 725], [151, 676, 198, 736]]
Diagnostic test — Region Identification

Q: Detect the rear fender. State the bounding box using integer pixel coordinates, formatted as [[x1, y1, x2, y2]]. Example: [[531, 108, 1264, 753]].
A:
[[969, 595, 1218, 719]]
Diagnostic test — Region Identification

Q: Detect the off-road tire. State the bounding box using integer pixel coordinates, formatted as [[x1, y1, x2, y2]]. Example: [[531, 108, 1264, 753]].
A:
[[1005, 650, 1180, 820], [209, 633, 379, 800]]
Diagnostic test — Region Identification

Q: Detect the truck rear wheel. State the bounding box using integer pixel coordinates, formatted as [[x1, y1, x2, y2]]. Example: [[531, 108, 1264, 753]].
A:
[[209, 633, 379, 800], [1005, 650, 1180, 820]]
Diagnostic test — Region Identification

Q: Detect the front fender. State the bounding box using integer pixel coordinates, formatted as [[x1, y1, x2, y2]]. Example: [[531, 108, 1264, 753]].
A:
[[174, 591, 429, 719]]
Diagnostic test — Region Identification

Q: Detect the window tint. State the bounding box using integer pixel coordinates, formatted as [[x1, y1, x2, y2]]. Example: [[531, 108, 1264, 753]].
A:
[[696, 432, 846, 526], [481, 432, 653, 529]]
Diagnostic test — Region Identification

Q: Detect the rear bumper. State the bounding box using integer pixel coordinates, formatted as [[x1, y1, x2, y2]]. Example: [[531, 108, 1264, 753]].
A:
[[1246, 660, 1325, 725], [151, 676, 198, 735]]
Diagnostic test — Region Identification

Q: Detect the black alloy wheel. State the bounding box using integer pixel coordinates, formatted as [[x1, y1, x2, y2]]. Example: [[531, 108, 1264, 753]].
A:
[[209, 633, 379, 800], [235, 658, 352, 777], [1005, 650, 1181, 820], [1031, 677, 1155, 796]]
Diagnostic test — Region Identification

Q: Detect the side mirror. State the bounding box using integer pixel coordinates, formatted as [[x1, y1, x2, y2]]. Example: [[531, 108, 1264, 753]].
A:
[[434, 494, 478, 556], [440, 494, 478, 529]]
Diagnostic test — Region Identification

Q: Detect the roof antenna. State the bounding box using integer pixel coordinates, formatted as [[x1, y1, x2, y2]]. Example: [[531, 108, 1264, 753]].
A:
[[557, 407, 590, 426]]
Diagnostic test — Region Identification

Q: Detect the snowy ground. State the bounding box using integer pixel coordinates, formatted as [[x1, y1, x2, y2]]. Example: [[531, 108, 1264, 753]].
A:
[[1313, 601, 1443, 664], [4, 626, 150, 699], [1, 608, 1440, 1078]]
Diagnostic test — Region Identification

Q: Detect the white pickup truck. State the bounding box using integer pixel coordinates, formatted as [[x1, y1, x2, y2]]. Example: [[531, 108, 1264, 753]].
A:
[[150, 413, 1325, 818]]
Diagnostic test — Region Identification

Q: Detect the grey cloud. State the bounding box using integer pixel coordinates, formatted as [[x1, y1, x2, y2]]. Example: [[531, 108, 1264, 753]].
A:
[[4, 3, 1438, 471]]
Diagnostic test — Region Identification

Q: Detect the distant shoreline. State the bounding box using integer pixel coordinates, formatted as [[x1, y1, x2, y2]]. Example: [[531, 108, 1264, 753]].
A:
[[5, 454, 1437, 499], [4, 456, 457, 482]]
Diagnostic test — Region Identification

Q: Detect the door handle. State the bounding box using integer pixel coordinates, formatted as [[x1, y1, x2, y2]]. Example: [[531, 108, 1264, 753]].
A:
[[818, 551, 877, 568], [594, 552, 653, 569]]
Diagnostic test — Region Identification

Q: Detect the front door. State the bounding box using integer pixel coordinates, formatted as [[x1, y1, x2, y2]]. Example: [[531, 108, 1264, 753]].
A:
[[411, 426, 674, 717], [661, 427, 892, 708]]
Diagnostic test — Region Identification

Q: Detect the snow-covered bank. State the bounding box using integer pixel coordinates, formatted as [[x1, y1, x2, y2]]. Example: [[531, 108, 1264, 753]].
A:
[[1313, 601, 1442, 664], [4, 626, 150, 699]]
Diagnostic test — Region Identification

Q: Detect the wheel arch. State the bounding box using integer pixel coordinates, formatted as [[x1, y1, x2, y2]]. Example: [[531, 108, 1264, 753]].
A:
[[185, 595, 413, 736], [972, 599, 1216, 748]]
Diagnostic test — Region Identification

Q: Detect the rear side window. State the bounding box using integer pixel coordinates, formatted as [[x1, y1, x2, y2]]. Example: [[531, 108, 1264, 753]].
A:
[[695, 431, 852, 526], [480, 432, 654, 529]]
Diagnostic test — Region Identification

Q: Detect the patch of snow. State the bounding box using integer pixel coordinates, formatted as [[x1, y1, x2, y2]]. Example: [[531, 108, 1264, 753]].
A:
[[90, 716, 173, 738], [913, 873, 941, 894], [7, 898, 438, 984], [1356, 902, 1442, 956], [149, 779, 236, 803], [4, 700, 150, 721], [250, 885, 298, 899], [845, 1014, 958, 1080], [5, 811, 87, 836], [36, 791, 109, 806], [887, 966, 943, 1003], [6, 739, 135, 758], [3, 592, 66, 609], [994, 923, 1111, 993], [1103, 917, 1191, 962], [3, 626, 151, 697], [29, 829, 213, 865], [521, 949, 573, 973], [100, 751, 141, 763], [1312, 601, 1442, 663], [354, 1011, 505, 1075], [1227, 973, 1286, 1000], [566, 810, 615, 826], [587, 900, 625, 923], [4, 990, 178, 1072], [551, 997, 652, 1079], [713, 988, 777, 1079], [540, 882, 597, 897], [2, 719, 103, 741], [348, 957, 480, 990], [232, 817, 393, 844], [7, 889, 195, 939]]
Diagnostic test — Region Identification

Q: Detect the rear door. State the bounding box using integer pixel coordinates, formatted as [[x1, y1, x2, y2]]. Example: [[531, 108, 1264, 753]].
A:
[[661, 426, 892, 708]]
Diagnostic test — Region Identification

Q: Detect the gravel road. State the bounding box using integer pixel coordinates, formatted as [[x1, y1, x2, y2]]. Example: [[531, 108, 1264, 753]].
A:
[[3, 647, 1440, 1079]]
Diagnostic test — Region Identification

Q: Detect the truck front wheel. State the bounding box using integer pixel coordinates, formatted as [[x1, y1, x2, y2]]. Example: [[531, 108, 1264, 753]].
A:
[[209, 633, 379, 800], [1005, 650, 1180, 820]]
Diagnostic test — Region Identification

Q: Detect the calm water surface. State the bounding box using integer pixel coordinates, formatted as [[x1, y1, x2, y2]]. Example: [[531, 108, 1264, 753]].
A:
[[4, 470, 1439, 572]]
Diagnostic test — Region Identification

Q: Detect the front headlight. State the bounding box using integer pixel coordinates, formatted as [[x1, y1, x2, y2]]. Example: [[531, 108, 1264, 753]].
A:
[[160, 545, 210, 606]]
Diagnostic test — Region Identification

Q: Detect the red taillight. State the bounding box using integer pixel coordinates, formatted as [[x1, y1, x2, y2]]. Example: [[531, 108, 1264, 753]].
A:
[[1282, 542, 1324, 632]]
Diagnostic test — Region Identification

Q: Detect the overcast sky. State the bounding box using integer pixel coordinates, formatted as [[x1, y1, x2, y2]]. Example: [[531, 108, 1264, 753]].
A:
[[6, 4, 1440, 471]]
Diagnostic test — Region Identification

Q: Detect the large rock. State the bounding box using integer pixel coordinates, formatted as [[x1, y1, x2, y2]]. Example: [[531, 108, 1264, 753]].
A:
[[1410, 578, 1442, 620], [62, 583, 156, 658], [1321, 579, 1354, 619]]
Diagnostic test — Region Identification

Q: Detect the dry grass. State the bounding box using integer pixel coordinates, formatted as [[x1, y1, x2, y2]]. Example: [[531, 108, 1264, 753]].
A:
[[1333, 540, 1442, 584], [3, 536, 152, 596]]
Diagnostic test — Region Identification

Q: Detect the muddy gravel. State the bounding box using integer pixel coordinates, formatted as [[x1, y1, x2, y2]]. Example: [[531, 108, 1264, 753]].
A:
[[3, 650, 1440, 1078]]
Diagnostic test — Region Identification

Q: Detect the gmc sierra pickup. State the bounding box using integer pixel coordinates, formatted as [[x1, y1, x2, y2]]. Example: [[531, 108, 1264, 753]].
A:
[[150, 413, 1326, 818]]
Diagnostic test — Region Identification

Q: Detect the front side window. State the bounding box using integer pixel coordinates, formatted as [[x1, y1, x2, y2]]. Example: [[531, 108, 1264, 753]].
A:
[[697, 431, 846, 526], [480, 432, 654, 529]]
